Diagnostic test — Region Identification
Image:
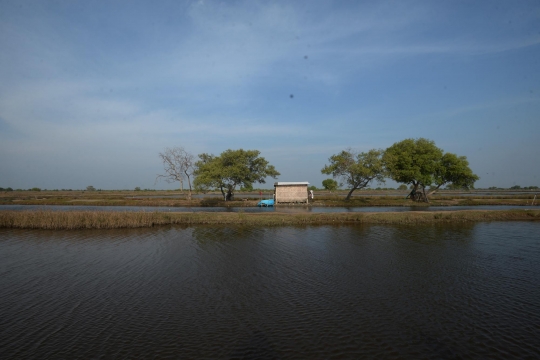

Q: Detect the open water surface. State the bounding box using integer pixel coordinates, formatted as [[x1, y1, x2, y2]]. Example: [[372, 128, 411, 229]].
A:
[[1, 223, 539, 359]]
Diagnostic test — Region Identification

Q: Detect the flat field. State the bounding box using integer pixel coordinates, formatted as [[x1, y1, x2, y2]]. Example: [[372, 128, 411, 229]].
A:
[[0, 189, 538, 208]]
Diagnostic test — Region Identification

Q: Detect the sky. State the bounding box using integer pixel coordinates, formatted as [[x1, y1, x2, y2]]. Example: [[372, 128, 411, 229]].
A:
[[1, 0, 539, 190]]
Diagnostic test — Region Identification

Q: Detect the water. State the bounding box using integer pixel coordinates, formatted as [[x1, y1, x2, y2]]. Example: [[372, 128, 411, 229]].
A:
[[1, 223, 539, 358], [0, 204, 534, 213]]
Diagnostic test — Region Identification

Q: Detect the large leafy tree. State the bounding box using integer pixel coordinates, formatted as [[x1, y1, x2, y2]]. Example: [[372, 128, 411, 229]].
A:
[[321, 148, 385, 200], [194, 149, 280, 201], [383, 138, 479, 202]]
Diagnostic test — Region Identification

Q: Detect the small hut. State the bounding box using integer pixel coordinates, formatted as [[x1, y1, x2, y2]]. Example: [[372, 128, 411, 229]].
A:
[[274, 182, 309, 204]]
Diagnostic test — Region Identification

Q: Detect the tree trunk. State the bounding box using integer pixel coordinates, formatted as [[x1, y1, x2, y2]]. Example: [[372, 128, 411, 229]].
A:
[[225, 184, 235, 201], [406, 182, 418, 201], [426, 184, 441, 199], [220, 186, 226, 200], [345, 187, 356, 200], [179, 178, 184, 192], [185, 173, 192, 201], [421, 186, 430, 203]]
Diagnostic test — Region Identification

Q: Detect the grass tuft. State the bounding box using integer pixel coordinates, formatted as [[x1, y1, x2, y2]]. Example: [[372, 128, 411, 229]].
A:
[[0, 209, 539, 229]]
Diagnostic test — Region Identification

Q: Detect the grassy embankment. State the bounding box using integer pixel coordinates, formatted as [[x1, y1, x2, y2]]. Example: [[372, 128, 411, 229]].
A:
[[1, 209, 539, 230]]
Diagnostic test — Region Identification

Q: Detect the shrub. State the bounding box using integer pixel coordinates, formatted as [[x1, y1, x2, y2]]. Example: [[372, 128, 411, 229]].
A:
[[322, 179, 338, 191]]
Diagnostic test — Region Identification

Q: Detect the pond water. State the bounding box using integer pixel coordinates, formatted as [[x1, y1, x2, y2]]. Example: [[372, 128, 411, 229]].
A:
[[1, 223, 539, 358], [0, 204, 535, 213]]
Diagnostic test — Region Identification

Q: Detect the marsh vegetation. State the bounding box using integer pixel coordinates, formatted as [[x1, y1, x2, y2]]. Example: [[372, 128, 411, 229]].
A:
[[1, 209, 538, 229]]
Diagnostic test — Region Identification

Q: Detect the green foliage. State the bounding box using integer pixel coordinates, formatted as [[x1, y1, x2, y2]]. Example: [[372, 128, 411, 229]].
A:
[[510, 185, 521, 189], [398, 184, 408, 190], [194, 149, 280, 200], [322, 178, 338, 191], [321, 148, 385, 200], [86, 185, 96, 191], [134, 187, 141, 191], [435, 153, 478, 190], [383, 138, 479, 202], [308, 185, 317, 191], [383, 138, 442, 188], [30, 187, 41, 192]]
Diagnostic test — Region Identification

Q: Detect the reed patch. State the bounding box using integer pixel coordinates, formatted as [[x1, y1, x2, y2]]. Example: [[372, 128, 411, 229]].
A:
[[0, 209, 539, 230]]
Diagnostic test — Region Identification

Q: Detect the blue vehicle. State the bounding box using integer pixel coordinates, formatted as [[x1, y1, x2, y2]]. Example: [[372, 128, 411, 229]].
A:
[[257, 199, 274, 207]]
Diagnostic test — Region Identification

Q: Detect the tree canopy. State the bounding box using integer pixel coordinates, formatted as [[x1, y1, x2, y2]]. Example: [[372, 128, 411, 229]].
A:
[[383, 138, 479, 202], [322, 178, 338, 191], [194, 149, 280, 200], [321, 148, 385, 200]]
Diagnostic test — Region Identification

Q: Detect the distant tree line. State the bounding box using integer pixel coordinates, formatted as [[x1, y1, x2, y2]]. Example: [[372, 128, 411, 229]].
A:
[[4, 138, 534, 198]]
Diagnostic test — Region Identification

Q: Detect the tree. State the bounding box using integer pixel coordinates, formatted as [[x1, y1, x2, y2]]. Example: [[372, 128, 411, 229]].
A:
[[445, 183, 463, 190], [321, 148, 385, 200], [156, 147, 195, 200], [193, 149, 280, 201], [398, 184, 408, 190], [322, 178, 338, 191], [86, 185, 96, 191], [383, 138, 479, 202]]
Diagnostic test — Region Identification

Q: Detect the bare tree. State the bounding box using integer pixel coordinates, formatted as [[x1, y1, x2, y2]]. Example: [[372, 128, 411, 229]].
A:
[[156, 147, 195, 200]]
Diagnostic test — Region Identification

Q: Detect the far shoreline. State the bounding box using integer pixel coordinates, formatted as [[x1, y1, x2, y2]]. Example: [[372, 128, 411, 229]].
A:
[[2, 189, 538, 208]]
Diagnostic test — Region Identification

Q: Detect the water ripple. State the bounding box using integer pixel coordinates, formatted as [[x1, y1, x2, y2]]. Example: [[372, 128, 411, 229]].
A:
[[1, 223, 539, 358]]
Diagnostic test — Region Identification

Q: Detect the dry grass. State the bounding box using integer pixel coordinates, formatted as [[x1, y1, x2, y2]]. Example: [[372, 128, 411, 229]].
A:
[[1, 209, 539, 230], [2, 189, 537, 208]]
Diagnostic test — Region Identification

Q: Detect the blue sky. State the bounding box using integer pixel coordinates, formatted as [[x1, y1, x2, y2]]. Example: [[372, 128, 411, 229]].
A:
[[1, 0, 539, 190]]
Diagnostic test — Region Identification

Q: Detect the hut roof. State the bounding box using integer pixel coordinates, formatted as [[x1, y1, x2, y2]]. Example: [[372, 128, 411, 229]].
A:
[[274, 182, 309, 186]]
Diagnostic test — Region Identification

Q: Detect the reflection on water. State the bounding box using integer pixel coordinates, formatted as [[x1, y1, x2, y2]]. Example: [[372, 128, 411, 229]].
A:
[[1, 223, 539, 359]]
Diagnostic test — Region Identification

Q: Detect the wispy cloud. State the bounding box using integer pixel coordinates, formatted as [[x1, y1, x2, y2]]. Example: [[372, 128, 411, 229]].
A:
[[1, 0, 539, 188]]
